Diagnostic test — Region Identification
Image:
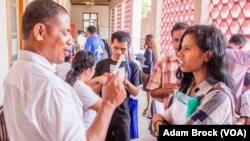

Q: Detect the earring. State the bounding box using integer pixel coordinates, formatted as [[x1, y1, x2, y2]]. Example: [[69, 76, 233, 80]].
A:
[[37, 35, 42, 41]]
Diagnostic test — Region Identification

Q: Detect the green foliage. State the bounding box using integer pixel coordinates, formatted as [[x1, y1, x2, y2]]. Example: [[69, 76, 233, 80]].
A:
[[141, 0, 151, 19]]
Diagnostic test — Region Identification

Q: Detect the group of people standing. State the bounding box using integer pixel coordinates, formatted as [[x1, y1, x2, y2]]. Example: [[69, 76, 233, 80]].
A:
[[58, 19, 141, 141], [58, 31, 140, 141], [140, 23, 250, 138], [3, 0, 137, 141], [2, 0, 250, 141], [75, 25, 111, 63], [137, 22, 250, 139]]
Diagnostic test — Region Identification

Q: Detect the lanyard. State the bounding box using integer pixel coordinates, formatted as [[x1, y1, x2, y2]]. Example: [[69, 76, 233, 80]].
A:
[[126, 55, 132, 81]]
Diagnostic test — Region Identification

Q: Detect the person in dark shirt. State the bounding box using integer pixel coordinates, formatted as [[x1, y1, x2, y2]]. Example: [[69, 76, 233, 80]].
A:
[[93, 31, 141, 141]]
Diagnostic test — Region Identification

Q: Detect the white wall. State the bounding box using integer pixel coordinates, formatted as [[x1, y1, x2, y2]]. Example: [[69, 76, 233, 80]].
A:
[[57, 0, 72, 13], [0, 0, 10, 105], [70, 5, 109, 38]]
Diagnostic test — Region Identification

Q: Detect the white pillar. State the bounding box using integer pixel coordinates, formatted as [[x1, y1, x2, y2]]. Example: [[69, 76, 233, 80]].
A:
[[194, 0, 211, 24], [131, 0, 142, 55], [151, 0, 163, 58]]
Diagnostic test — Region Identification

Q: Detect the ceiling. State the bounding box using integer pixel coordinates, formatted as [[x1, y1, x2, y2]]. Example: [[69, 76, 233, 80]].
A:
[[70, 0, 110, 5]]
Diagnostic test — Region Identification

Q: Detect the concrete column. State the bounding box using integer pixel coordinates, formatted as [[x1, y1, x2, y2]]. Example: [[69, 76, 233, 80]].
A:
[[151, 0, 163, 58], [131, 0, 142, 55], [121, 0, 125, 30], [194, 0, 211, 24]]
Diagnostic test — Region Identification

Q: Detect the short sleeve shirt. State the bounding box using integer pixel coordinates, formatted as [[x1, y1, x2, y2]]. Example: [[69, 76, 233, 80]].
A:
[[94, 58, 141, 127]]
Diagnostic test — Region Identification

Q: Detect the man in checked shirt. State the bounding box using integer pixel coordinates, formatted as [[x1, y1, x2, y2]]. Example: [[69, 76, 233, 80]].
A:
[[146, 22, 189, 110]]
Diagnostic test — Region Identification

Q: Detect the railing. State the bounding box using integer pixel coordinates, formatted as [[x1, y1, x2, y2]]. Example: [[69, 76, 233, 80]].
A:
[[0, 106, 9, 141]]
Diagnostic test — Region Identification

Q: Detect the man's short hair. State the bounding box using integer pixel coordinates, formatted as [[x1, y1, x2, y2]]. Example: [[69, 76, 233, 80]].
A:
[[111, 31, 131, 45], [78, 30, 83, 34], [87, 25, 97, 34], [229, 34, 246, 46], [171, 22, 189, 36], [22, 0, 68, 40]]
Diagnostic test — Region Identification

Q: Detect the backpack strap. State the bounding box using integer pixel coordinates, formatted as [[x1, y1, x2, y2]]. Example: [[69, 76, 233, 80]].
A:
[[207, 87, 236, 124]]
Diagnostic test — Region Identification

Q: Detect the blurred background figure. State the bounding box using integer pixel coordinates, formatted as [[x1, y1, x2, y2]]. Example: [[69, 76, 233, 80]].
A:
[[226, 33, 250, 118], [240, 67, 250, 125], [85, 25, 105, 62], [135, 53, 147, 70], [76, 29, 86, 52], [141, 34, 159, 116]]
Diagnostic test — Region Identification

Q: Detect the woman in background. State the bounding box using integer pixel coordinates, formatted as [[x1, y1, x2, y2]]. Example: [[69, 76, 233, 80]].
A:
[[142, 34, 159, 116]]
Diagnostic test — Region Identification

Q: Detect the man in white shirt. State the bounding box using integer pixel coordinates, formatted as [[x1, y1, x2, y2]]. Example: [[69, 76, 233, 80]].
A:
[[3, 0, 126, 141], [76, 29, 86, 51]]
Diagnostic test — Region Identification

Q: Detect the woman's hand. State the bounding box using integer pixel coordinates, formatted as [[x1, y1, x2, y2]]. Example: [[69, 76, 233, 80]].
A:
[[152, 114, 165, 136]]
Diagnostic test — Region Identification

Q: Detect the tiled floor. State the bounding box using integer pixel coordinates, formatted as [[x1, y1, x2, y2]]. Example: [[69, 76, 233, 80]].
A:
[[132, 90, 157, 141]]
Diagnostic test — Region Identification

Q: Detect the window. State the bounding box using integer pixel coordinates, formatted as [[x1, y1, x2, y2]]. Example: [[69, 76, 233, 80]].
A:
[[83, 13, 98, 31], [7, 0, 23, 67]]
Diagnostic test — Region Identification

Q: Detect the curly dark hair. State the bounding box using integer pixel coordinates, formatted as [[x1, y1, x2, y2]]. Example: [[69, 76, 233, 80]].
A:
[[176, 24, 235, 94], [65, 50, 96, 86], [22, 0, 68, 39], [171, 22, 189, 37]]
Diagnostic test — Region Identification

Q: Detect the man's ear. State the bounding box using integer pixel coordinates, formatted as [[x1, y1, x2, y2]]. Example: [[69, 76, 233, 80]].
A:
[[33, 23, 45, 41]]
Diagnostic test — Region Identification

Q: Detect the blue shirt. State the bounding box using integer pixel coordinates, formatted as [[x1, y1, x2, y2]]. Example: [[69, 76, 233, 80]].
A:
[[85, 34, 105, 62]]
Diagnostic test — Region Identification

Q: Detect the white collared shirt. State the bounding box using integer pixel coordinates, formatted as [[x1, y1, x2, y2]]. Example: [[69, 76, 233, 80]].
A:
[[3, 50, 86, 141], [73, 80, 100, 129]]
